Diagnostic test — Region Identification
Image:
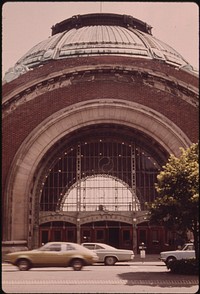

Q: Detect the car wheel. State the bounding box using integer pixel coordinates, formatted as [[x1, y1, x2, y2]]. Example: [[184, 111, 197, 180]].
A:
[[17, 259, 31, 271], [105, 256, 117, 266], [166, 256, 176, 267], [71, 259, 83, 271]]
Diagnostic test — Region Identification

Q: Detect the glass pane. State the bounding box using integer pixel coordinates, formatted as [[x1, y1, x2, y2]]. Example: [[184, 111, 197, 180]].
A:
[[62, 175, 140, 212]]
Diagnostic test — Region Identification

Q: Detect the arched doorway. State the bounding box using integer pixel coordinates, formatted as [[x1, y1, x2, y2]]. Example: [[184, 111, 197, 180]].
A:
[[5, 99, 191, 247], [39, 221, 77, 245], [81, 221, 133, 249], [35, 123, 169, 251], [39, 124, 167, 213], [39, 220, 133, 249]]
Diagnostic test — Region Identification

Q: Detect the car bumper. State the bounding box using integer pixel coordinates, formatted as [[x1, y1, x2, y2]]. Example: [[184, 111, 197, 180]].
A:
[[4, 258, 13, 264]]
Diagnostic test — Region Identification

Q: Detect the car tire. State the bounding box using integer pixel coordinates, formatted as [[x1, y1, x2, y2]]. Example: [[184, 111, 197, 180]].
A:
[[17, 259, 31, 271], [166, 256, 176, 267], [105, 256, 117, 266], [71, 259, 83, 271]]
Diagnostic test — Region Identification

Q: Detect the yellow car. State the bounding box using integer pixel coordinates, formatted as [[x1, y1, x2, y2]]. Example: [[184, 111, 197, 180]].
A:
[[5, 242, 99, 271]]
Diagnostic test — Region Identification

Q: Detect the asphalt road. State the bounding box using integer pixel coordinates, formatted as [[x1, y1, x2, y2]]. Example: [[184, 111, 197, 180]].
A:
[[2, 261, 199, 293]]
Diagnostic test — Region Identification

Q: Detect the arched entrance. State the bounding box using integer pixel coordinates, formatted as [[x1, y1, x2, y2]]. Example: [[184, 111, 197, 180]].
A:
[[5, 100, 192, 250], [38, 123, 167, 213], [35, 123, 169, 251], [39, 220, 133, 249], [81, 221, 133, 249], [40, 221, 77, 245]]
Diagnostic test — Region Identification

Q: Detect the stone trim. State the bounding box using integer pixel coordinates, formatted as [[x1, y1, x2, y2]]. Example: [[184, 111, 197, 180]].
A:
[[5, 99, 191, 240], [38, 211, 149, 226], [2, 65, 198, 117]]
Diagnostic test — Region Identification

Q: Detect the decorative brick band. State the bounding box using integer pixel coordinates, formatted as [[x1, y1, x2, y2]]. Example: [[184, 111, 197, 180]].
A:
[[2, 65, 198, 118]]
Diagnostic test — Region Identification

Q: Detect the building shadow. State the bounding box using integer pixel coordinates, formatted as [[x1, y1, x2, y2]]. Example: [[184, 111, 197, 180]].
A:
[[118, 271, 199, 287]]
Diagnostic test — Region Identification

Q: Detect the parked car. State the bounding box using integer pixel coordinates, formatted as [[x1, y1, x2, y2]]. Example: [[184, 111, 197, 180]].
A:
[[81, 242, 134, 265], [160, 243, 195, 267], [5, 242, 99, 271]]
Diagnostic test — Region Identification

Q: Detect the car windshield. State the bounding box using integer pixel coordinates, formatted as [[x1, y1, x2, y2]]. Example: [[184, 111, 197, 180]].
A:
[[38, 244, 48, 251], [182, 244, 194, 251], [97, 244, 116, 250]]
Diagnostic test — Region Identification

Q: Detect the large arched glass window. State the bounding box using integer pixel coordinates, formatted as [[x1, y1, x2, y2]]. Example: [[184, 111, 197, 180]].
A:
[[61, 175, 141, 212], [39, 126, 166, 212]]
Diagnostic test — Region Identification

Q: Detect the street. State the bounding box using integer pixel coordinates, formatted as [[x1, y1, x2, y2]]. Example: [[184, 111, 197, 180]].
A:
[[2, 261, 199, 293]]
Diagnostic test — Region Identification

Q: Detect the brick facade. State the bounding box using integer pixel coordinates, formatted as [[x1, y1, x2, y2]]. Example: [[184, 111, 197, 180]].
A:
[[2, 57, 198, 193], [2, 54, 198, 249]]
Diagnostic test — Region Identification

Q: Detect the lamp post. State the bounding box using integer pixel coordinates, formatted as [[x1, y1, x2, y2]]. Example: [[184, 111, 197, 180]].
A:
[[77, 218, 80, 244], [132, 217, 137, 252]]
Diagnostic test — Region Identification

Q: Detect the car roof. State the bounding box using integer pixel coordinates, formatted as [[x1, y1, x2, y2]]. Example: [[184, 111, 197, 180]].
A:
[[82, 242, 116, 248], [185, 243, 194, 245], [44, 242, 79, 245], [82, 242, 106, 246]]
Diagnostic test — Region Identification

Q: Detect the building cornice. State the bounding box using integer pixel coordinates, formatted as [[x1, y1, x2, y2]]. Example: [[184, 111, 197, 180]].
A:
[[2, 63, 199, 118]]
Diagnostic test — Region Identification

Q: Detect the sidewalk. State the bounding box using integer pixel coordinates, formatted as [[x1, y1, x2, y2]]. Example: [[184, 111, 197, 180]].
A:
[[133, 254, 160, 262]]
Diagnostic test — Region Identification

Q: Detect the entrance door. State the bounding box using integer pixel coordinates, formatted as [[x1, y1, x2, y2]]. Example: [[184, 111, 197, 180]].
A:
[[39, 221, 76, 245], [40, 230, 49, 245], [66, 229, 76, 242], [82, 229, 92, 242], [52, 229, 62, 241], [81, 221, 133, 249], [138, 228, 147, 252], [40, 228, 63, 244], [121, 228, 132, 249], [108, 228, 119, 248], [95, 229, 105, 243]]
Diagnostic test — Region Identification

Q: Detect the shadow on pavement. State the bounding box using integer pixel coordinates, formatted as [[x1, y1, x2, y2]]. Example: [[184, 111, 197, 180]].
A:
[[118, 271, 199, 287]]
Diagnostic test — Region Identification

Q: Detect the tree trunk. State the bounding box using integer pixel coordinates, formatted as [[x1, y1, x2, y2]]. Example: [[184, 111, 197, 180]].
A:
[[192, 221, 199, 262]]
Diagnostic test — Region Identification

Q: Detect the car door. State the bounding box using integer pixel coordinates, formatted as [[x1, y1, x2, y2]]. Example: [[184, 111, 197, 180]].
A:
[[94, 244, 106, 262], [182, 244, 195, 259], [39, 243, 66, 266], [62, 243, 80, 266], [82, 243, 104, 262]]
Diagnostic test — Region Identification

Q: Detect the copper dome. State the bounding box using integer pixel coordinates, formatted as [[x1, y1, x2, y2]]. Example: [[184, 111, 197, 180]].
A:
[[3, 13, 196, 83]]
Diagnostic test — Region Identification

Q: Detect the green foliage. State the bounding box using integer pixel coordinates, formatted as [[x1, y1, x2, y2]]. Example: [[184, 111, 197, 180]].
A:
[[155, 143, 199, 205], [168, 259, 199, 275], [149, 143, 199, 259]]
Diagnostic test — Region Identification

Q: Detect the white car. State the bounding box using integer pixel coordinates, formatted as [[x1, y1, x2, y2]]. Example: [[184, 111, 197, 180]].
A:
[[81, 242, 134, 265], [160, 243, 195, 267]]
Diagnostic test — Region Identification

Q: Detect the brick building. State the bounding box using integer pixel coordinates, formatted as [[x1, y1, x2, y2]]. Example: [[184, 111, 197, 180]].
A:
[[2, 13, 198, 254]]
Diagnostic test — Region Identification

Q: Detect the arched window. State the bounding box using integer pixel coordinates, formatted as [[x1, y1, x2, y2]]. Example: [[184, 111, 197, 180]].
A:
[[61, 174, 141, 212], [39, 126, 166, 212]]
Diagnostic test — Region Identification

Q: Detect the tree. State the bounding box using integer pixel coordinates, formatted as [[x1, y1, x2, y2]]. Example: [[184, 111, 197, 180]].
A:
[[149, 143, 199, 261]]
